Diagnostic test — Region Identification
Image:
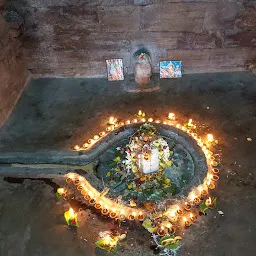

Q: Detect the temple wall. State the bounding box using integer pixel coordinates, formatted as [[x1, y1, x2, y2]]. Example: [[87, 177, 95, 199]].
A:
[[5, 0, 256, 77], [0, 1, 28, 127]]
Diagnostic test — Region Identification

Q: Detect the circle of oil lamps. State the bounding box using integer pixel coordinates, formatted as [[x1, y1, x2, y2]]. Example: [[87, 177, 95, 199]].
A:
[[176, 207, 183, 216], [189, 213, 196, 222], [132, 119, 138, 123], [157, 226, 167, 237], [66, 177, 72, 183], [101, 208, 109, 216], [193, 197, 201, 205], [211, 161, 218, 167], [212, 168, 219, 174], [88, 139, 93, 144], [155, 120, 160, 123], [84, 194, 91, 201], [184, 202, 192, 211], [125, 120, 131, 125], [110, 210, 117, 219], [74, 179, 80, 185], [106, 126, 112, 132], [119, 211, 126, 221], [128, 212, 136, 220], [99, 131, 105, 137], [167, 113, 175, 120], [141, 118, 146, 122], [212, 175, 219, 182], [81, 189, 87, 195], [89, 198, 96, 205], [83, 143, 89, 149], [120, 122, 124, 126], [199, 187, 208, 198], [138, 212, 145, 221], [77, 185, 83, 191], [148, 118, 153, 122], [163, 121, 167, 125], [93, 135, 99, 140], [207, 181, 215, 190], [169, 212, 178, 222], [94, 202, 101, 210], [74, 145, 80, 150], [183, 217, 191, 227]]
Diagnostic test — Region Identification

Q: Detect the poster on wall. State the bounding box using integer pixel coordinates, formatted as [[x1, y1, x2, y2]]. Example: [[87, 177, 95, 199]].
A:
[[106, 59, 124, 81], [159, 61, 182, 78]]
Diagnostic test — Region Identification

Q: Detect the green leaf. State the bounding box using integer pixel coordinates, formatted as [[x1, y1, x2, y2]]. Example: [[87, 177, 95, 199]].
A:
[[200, 202, 209, 214], [159, 236, 180, 250], [95, 239, 118, 253]]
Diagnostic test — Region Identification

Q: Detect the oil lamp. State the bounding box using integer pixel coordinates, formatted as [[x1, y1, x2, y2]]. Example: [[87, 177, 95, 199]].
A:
[[74, 145, 80, 150], [110, 209, 117, 219], [184, 202, 192, 211], [83, 143, 89, 149], [189, 213, 196, 222], [101, 207, 109, 216], [183, 217, 191, 227], [99, 131, 105, 137], [157, 226, 167, 237], [167, 113, 175, 120], [64, 207, 78, 226], [94, 202, 102, 210], [108, 117, 116, 125]]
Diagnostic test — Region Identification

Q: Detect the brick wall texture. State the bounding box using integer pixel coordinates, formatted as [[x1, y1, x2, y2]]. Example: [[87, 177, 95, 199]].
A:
[[0, 0, 28, 127], [5, 0, 256, 77]]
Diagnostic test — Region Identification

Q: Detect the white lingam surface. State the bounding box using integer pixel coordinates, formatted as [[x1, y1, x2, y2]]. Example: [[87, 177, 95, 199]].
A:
[[137, 148, 159, 174]]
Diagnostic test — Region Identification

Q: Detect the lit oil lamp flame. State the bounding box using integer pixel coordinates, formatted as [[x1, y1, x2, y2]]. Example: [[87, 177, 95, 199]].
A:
[[109, 117, 116, 125], [207, 134, 214, 142], [168, 113, 175, 120], [74, 145, 80, 150], [69, 207, 76, 218]]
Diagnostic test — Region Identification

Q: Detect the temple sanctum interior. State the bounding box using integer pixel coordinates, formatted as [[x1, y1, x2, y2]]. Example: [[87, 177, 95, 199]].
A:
[[0, 1, 256, 256]]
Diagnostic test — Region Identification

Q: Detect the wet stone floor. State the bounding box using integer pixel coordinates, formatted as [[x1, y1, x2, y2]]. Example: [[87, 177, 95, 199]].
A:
[[0, 72, 256, 256]]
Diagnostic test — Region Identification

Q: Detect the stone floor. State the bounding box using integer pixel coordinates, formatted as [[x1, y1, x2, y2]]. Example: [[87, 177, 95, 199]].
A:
[[0, 72, 256, 256]]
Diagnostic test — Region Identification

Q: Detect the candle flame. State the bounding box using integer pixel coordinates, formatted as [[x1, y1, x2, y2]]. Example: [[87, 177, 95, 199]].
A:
[[183, 217, 187, 222]]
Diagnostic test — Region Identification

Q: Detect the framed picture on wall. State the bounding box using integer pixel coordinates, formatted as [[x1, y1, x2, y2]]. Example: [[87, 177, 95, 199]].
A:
[[106, 59, 124, 81], [159, 61, 182, 78]]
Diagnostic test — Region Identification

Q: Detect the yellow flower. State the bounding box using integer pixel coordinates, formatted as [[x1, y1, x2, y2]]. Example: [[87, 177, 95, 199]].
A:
[[140, 176, 146, 181], [128, 184, 133, 189], [107, 172, 111, 177], [165, 178, 171, 184]]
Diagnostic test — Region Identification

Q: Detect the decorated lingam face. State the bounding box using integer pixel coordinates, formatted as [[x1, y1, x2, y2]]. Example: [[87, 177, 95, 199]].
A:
[[134, 52, 152, 86]]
